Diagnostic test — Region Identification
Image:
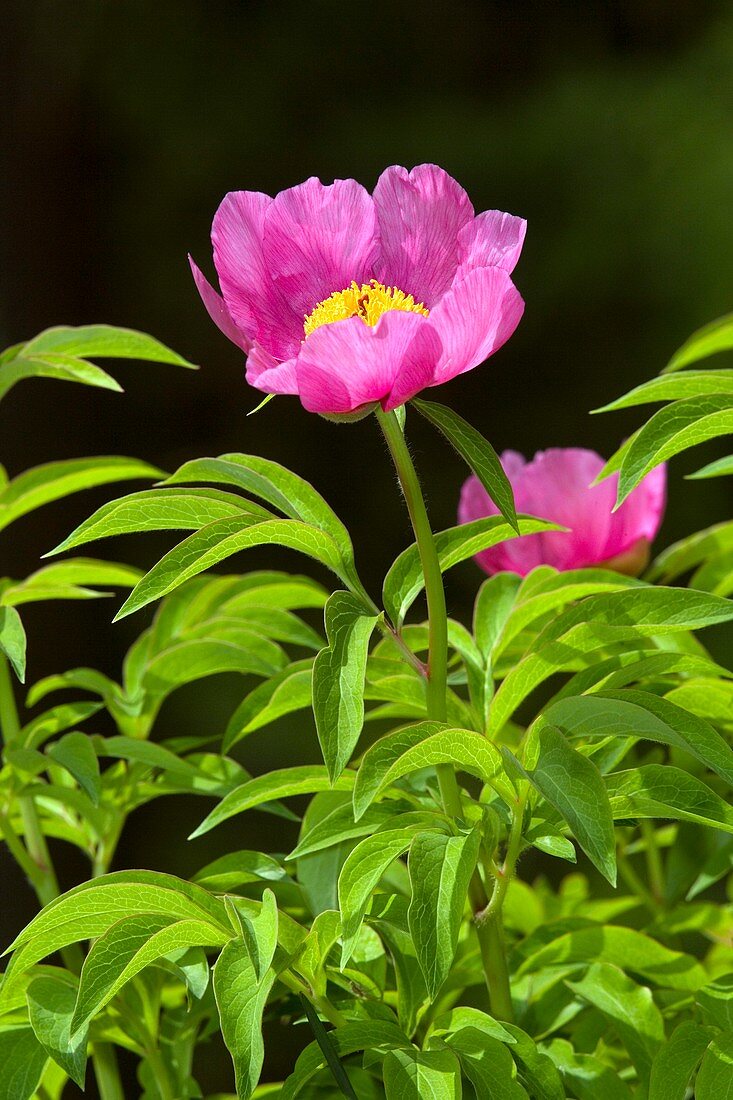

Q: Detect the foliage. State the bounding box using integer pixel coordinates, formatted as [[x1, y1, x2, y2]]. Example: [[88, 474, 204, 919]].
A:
[[0, 318, 731, 1099]]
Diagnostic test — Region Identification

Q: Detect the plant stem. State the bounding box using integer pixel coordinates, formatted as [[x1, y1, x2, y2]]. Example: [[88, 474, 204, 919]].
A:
[[640, 819, 665, 905], [376, 409, 448, 717], [92, 1042, 125, 1100], [0, 656, 59, 903], [375, 407, 514, 1021], [0, 654, 125, 1099], [279, 970, 349, 1028], [145, 1047, 175, 1100]]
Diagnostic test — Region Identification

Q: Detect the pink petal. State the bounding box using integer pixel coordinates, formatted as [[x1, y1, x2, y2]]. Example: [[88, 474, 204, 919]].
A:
[[458, 472, 543, 575], [189, 255, 251, 353], [517, 449, 615, 571], [604, 463, 667, 559], [428, 266, 525, 385], [456, 210, 527, 277], [263, 177, 379, 323], [459, 448, 659, 577], [245, 343, 299, 395], [212, 190, 301, 360], [373, 164, 474, 307], [294, 312, 442, 415]]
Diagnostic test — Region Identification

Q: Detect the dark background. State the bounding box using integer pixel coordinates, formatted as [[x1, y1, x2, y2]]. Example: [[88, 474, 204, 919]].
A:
[[1, 1, 732, 1094]]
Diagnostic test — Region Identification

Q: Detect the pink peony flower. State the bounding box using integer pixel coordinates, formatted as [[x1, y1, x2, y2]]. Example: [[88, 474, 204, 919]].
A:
[[190, 165, 525, 415], [459, 448, 667, 577]]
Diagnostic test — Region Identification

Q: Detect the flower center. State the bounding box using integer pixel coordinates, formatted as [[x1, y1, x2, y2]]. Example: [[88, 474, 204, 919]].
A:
[[303, 279, 429, 337]]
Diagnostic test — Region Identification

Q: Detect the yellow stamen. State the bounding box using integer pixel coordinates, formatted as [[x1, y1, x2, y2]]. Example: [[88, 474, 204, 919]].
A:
[[304, 279, 429, 337]]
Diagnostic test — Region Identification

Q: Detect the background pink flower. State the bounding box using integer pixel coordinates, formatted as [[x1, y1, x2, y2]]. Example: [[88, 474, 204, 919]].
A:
[[459, 448, 667, 576], [190, 165, 525, 415]]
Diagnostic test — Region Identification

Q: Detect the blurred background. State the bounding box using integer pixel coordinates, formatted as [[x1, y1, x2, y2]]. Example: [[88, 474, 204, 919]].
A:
[[1, 0, 732, 1092]]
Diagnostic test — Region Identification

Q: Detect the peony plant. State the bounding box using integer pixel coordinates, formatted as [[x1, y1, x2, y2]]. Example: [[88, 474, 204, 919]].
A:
[[0, 166, 732, 1100]]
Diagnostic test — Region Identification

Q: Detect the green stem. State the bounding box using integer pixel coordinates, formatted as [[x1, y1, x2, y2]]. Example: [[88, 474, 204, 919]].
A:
[[0, 655, 124, 1099], [376, 408, 448, 718], [0, 656, 59, 904], [92, 1042, 125, 1100], [640, 819, 665, 904], [279, 970, 349, 1028], [618, 851, 656, 914], [145, 1047, 175, 1100], [376, 407, 514, 1021]]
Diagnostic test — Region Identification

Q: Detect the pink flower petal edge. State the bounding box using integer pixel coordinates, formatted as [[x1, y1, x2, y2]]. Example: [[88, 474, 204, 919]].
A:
[[459, 448, 667, 577], [191, 164, 526, 415]]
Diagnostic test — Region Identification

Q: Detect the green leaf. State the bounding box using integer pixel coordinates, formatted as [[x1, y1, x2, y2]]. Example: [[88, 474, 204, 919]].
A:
[[606, 765, 733, 833], [0, 606, 26, 681], [47, 732, 101, 805], [697, 974, 733, 1030], [370, 899, 430, 1037], [0, 456, 164, 533], [408, 827, 481, 998], [539, 585, 733, 642], [70, 913, 229, 1035], [430, 1007, 516, 1047], [413, 398, 519, 531], [473, 572, 522, 659], [383, 1048, 463, 1100], [192, 850, 286, 892], [338, 827, 429, 967], [489, 587, 733, 734], [543, 690, 733, 785], [313, 592, 380, 781], [353, 723, 514, 820], [567, 962, 664, 1076], [296, 994, 358, 1099], [518, 924, 706, 990], [664, 677, 733, 728], [215, 605, 323, 650], [22, 700, 103, 750], [0, 353, 122, 402], [189, 766, 354, 838], [4, 872, 231, 990], [531, 834, 576, 862], [281, 1022, 409, 1098], [2, 558, 142, 607], [0, 1027, 48, 1100], [648, 520, 733, 582], [289, 800, 408, 860], [383, 516, 559, 626], [223, 662, 313, 750], [96, 735, 202, 777], [443, 1029, 527, 1099], [500, 1024, 566, 1100], [115, 517, 353, 620], [528, 726, 616, 884], [27, 974, 88, 1088], [48, 487, 270, 555], [22, 323, 197, 367], [649, 1020, 716, 1100], [219, 573, 328, 612], [664, 312, 733, 371], [143, 632, 287, 691], [232, 888, 278, 983], [688, 453, 733, 478], [163, 453, 357, 581], [495, 570, 641, 656], [594, 369, 733, 412], [612, 394, 733, 505], [213, 939, 279, 1100], [546, 1038, 634, 1100], [692, 1031, 733, 1100]]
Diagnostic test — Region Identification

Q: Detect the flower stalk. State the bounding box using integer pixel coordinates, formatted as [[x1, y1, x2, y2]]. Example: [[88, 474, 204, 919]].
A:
[[0, 654, 125, 1100], [376, 407, 514, 1021]]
